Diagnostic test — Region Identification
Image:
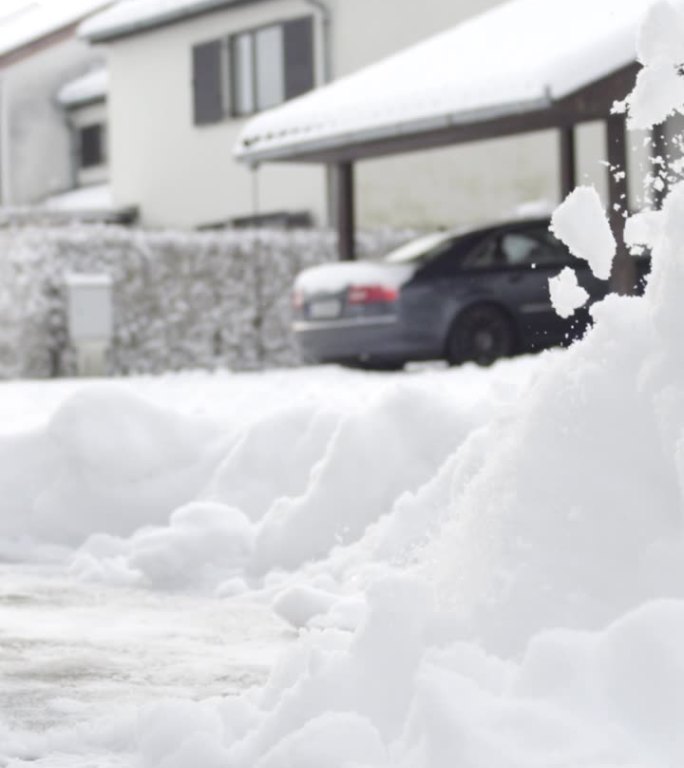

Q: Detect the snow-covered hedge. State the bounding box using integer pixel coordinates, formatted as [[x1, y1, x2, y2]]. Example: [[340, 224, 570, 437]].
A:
[[0, 225, 410, 378]]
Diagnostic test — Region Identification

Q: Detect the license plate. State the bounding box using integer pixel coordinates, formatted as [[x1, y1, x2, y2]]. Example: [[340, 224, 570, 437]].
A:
[[309, 299, 342, 319]]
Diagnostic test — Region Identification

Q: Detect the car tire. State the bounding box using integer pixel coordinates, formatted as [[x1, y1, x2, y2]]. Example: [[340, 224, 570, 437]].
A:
[[446, 304, 515, 367]]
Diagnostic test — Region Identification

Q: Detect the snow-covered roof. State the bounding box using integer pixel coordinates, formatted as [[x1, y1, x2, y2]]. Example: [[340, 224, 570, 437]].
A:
[[58, 67, 109, 107], [0, 0, 113, 60], [80, 0, 264, 43], [43, 184, 114, 212], [235, 0, 656, 164]]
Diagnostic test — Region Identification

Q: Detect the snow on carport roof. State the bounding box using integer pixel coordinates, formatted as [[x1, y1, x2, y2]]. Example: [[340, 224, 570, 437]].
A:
[[0, 0, 112, 59], [235, 0, 655, 164]]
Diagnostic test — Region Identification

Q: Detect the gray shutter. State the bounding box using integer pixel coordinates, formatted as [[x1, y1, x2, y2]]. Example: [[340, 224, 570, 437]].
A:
[[192, 39, 224, 125], [283, 17, 314, 100]]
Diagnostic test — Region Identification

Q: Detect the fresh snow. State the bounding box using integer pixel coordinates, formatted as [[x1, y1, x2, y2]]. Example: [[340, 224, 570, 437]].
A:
[[551, 185, 617, 279], [5, 1, 684, 767], [0, 0, 112, 58], [548, 266, 589, 318], [0, 359, 545, 765], [236, 0, 657, 162], [58, 67, 109, 108], [294, 260, 415, 296], [80, 0, 240, 42], [43, 184, 113, 212]]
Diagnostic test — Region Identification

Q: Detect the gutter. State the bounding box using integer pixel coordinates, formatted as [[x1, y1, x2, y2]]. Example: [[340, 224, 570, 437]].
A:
[[82, 0, 273, 43], [234, 92, 554, 165], [303, 0, 332, 84]]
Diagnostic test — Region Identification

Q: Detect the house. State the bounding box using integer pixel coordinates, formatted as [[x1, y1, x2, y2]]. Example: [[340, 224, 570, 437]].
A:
[[80, 0, 505, 230], [0, 0, 116, 211]]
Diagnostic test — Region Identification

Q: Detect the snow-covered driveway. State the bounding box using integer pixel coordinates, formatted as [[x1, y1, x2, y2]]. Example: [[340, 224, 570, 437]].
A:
[[0, 360, 545, 766]]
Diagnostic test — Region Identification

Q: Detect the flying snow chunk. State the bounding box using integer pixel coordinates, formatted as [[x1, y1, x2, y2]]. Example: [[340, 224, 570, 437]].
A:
[[548, 267, 589, 319], [551, 187, 616, 280], [627, 0, 684, 129]]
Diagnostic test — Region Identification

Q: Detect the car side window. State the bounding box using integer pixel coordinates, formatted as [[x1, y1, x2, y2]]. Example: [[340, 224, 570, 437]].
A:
[[500, 229, 568, 268], [460, 236, 500, 270]]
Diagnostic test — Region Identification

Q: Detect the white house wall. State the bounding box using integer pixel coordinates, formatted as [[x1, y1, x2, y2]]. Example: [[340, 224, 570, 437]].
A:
[[0, 37, 104, 205], [106, 0, 328, 229]]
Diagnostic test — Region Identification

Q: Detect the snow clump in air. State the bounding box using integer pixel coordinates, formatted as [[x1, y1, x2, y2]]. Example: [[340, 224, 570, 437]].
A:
[[548, 266, 589, 317], [550, 185, 616, 279]]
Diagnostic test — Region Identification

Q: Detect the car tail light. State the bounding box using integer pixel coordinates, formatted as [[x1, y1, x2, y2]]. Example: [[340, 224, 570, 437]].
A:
[[347, 284, 398, 304]]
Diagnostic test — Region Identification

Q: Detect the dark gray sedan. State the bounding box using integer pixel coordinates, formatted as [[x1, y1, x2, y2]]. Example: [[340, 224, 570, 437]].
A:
[[292, 217, 643, 368]]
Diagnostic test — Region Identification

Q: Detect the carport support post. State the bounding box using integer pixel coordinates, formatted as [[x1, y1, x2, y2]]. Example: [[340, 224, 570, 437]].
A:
[[336, 161, 356, 261], [605, 113, 636, 295], [559, 125, 576, 200]]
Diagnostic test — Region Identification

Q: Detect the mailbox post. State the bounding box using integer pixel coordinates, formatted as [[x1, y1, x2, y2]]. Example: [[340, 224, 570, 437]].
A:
[[65, 273, 113, 377]]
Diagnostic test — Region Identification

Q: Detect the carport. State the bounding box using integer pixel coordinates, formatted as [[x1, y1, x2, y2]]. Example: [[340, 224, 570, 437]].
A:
[[235, 0, 659, 294]]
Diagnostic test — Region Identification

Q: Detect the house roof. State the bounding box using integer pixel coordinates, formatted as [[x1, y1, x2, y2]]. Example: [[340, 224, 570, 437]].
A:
[[58, 66, 109, 108], [80, 0, 267, 43], [234, 0, 655, 165], [0, 0, 113, 61]]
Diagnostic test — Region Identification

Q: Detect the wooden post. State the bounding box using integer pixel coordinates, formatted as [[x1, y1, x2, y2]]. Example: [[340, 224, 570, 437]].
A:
[[559, 125, 576, 200], [336, 161, 355, 261], [606, 113, 635, 295], [651, 124, 667, 210]]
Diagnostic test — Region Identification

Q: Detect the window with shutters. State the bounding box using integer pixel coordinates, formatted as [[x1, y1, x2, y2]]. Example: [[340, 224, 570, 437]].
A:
[[191, 17, 314, 126], [230, 17, 314, 117]]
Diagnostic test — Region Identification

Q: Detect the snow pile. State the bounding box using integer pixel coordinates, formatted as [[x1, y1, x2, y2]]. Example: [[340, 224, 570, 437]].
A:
[[4, 3, 684, 765], [548, 265, 589, 317], [83, 3, 684, 766]]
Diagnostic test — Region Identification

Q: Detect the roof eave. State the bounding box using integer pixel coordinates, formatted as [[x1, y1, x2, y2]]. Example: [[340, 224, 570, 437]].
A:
[[234, 93, 554, 165], [81, 0, 272, 44]]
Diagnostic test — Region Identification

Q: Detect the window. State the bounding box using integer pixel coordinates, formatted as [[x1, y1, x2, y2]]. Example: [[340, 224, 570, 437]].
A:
[[192, 18, 314, 125], [231, 17, 314, 116], [500, 229, 568, 267], [79, 124, 106, 168]]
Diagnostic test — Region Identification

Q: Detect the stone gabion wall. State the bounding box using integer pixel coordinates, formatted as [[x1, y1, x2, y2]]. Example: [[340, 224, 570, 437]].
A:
[[0, 225, 411, 378]]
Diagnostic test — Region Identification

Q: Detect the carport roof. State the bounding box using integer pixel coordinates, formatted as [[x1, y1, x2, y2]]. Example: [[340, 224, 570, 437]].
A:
[[235, 0, 655, 165]]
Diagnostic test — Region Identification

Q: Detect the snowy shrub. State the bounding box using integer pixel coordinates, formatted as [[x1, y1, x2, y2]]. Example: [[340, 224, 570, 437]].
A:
[[0, 225, 411, 378]]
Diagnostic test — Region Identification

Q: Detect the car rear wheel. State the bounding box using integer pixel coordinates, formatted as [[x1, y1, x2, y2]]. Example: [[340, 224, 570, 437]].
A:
[[446, 305, 515, 366]]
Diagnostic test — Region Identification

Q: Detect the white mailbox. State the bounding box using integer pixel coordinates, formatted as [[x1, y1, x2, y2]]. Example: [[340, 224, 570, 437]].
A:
[[65, 273, 113, 376]]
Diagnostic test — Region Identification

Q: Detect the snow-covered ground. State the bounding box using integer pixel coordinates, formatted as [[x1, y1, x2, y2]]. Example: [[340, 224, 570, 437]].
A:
[[4, 2, 684, 766], [0, 359, 546, 766]]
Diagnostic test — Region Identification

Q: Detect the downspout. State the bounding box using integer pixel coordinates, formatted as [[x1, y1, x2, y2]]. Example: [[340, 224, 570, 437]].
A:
[[303, 0, 334, 225], [303, 0, 332, 84], [0, 72, 7, 205]]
